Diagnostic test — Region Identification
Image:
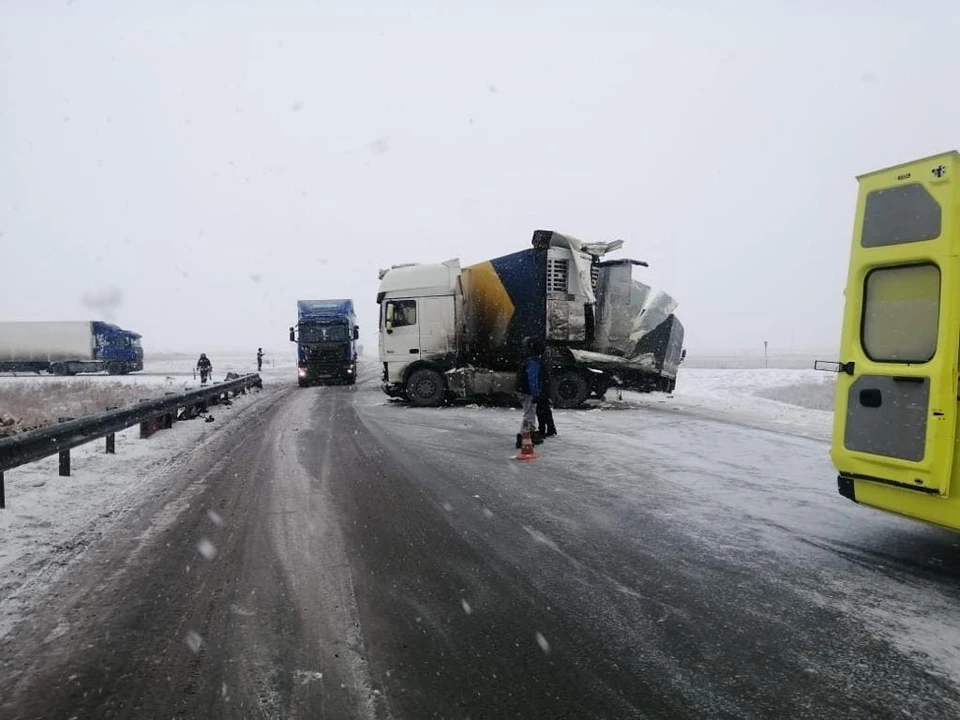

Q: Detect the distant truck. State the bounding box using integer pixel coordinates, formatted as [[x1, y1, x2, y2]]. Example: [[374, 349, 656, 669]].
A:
[[377, 230, 685, 408], [0, 321, 144, 375], [289, 300, 360, 387]]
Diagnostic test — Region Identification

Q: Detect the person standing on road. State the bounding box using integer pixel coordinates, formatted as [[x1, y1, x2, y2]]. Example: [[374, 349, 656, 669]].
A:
[[257, 348, 264, 372], [196, 353, 213, 385], [537, 344, 557, 439], [516, 337, 545, 449]]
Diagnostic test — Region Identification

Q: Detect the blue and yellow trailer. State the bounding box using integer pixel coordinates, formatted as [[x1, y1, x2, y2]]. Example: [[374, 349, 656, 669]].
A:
[[827, 151, 960, 530]]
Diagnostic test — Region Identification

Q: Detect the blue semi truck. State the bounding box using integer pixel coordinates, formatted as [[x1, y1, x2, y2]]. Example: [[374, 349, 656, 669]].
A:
[[0, 321, 144, 375], [289, 300, 359, 387]]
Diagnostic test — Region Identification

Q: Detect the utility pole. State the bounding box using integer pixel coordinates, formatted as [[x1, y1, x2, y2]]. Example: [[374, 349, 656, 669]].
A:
[[763, 340, 769, 369]]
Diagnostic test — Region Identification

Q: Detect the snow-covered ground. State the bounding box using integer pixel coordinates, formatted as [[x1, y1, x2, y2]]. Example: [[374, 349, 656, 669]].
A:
[[615, 367, 835, 442], [0, 384, 276, 639]]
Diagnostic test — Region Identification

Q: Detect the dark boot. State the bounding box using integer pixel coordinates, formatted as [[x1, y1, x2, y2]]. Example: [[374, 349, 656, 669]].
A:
[[546, 427, 557, 437], [516, 433, 523, 449], [532, 431, 544, 445]]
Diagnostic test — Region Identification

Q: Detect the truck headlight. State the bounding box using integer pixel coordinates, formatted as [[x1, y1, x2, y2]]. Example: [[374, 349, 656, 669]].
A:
[[298, 368, 307, 377]]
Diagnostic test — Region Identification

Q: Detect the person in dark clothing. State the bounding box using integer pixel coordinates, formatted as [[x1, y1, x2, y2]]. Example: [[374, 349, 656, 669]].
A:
[[196, 353, 213, 385], [257, 348, 264, 372], [516, 337, 545, 449], [536, 345, 557, 438]]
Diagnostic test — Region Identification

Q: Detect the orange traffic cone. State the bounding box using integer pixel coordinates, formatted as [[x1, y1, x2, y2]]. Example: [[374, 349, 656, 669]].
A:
[[515, 423, 539, 461]]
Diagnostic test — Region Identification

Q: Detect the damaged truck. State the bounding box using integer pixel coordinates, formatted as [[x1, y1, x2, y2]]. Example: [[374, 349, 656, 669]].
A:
[[377, 229, 685, 408]]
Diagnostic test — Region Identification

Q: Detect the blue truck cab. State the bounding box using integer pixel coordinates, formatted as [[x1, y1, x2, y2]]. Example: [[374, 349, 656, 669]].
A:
[[92, 321, 144, 374], [289, 300, 359, 387]]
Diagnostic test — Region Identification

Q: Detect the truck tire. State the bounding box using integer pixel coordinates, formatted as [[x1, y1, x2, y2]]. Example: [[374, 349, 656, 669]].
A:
[[51, 363, 67, 376], [106, 362, 122, 375], [406, 367, 445, 407], [552, 371, 589, 409]]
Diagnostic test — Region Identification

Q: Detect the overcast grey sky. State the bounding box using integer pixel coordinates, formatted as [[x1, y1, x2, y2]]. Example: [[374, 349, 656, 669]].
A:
[[2, 1, 958, 356]]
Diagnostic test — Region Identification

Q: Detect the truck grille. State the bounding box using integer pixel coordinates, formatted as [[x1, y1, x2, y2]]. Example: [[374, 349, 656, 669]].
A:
[[547, 259, 569, 293]]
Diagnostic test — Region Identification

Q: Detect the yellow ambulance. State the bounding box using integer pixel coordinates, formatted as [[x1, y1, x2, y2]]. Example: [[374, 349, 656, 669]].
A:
[[827, 151, 960, 529]]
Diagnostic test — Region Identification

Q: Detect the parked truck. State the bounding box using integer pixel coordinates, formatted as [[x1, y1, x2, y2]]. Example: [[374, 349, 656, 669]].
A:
[[0, 321, 144, 375], [377, 230, 685, 408], [290, 299, 360, 387]]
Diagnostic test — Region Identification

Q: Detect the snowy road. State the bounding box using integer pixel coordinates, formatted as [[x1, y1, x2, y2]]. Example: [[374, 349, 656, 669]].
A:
[[2, 371, 960, 718]]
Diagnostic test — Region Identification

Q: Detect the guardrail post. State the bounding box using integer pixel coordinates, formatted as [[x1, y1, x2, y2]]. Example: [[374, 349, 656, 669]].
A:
[[164, 394, 178, 424], [1, 472, 5, 509], [105, 406, 117, 453], [58, 417, 74, 477], [139, 400, 155, 439]]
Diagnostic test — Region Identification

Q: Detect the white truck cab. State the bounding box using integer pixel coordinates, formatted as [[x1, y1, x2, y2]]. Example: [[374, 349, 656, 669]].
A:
[[377, 260, 460, 403]]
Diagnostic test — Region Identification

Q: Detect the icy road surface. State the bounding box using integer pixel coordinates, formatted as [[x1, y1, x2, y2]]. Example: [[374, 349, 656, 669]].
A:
[[1, 367, 960, 718]]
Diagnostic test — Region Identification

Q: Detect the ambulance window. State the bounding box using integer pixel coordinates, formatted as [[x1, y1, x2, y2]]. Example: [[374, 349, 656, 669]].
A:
[[862, 264, 940, 363], [861, 184, 941, 247]]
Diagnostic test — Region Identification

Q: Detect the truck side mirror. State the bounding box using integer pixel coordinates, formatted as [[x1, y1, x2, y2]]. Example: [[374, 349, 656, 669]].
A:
[[289, 327, 295, 342], [354, 327, 360, 340]]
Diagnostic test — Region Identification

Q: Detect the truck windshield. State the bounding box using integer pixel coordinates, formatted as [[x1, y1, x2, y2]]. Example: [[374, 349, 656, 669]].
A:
[[300, 324, 348, 342]]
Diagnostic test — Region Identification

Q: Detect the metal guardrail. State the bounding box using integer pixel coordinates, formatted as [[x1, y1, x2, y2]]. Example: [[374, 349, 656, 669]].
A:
[[0, 373, 263, 509]]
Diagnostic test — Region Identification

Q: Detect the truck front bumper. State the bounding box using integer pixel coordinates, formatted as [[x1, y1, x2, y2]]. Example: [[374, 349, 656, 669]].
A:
[[299, 363, 355, 382], [381, 381, 405, 398]]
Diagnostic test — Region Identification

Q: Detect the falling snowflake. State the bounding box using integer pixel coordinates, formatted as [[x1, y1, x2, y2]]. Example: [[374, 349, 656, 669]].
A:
[[206, 509, 223, 527], [461, 599, 472, 615], [185, 630, 203, 654], [197, 538, 217, 560], [535, 632, 551, 655]]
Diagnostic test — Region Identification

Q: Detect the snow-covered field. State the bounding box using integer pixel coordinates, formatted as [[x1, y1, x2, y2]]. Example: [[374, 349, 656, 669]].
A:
[[628, 367, 836, 442], [0, 354, 296, 429]]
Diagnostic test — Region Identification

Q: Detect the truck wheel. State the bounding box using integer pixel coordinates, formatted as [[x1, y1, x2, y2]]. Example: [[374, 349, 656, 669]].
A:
[[51, 363, 67, 376], [553, 371, 589, 409], [406, 368, 445, 407], [106, 362, 122, 375]]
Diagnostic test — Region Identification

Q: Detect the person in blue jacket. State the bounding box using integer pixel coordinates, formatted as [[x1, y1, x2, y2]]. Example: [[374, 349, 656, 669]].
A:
[[516, 337, 545, 448]]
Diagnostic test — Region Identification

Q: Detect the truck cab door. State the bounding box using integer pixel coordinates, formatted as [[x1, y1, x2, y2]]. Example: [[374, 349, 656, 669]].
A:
[[833, 152, 960, 515], [382, 299, 421, 376]]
